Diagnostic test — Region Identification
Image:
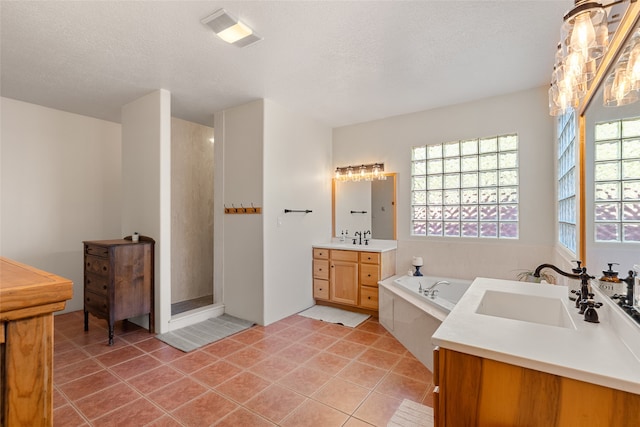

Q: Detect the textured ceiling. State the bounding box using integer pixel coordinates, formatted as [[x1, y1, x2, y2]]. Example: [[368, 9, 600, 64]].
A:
[[1, 1, 573, 128]]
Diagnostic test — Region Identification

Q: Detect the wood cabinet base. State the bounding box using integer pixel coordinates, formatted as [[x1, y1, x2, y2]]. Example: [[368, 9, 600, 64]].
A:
[[436, 348, 640, 427]]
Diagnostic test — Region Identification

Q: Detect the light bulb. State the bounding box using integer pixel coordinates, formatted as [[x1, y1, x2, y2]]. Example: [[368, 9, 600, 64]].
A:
[[570, 12, 596, 58], [627, 38, 640, 90]]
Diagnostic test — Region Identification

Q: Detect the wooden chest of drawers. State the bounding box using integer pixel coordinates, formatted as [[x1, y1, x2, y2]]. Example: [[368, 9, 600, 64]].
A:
[[83, 238, 154, 345]]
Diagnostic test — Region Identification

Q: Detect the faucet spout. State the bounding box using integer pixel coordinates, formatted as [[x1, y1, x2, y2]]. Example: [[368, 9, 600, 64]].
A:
[[533, 263, 580, 280], [425, 280, 450, 297]]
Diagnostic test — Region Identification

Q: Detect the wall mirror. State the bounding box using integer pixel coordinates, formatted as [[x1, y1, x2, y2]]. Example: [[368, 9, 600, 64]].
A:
[[332, 173, 397, 240], [577, 2, 639, 262]]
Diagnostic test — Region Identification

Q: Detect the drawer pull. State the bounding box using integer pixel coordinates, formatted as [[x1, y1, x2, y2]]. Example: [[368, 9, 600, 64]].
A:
[[103, 285, 107, 290], [319, 268, 322, 271], [87, 262, 91, 267], [367, 274, 371, 277], [103, 266, 107, 271], [368, 296, 371, 300], [367, 257, 371, 260], [87, 279, 91, 284], [319, 288, 323, 291]]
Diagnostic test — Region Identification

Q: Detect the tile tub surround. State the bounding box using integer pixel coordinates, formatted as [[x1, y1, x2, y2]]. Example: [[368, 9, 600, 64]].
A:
[[432, 277, 640, 394], [53, 311, 434, 426]]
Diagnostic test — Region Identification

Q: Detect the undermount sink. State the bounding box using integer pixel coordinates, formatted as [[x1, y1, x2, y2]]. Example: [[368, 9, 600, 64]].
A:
[[476, 290, 576, 329]]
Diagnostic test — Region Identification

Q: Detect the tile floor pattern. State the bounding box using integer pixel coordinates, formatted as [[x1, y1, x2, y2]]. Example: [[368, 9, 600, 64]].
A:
[[53, 311, 435, 427]]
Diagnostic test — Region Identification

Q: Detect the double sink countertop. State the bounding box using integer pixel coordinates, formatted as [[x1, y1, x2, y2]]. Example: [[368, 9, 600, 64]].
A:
[[431, 277, 640, 394], [312, 239, 397, 253]]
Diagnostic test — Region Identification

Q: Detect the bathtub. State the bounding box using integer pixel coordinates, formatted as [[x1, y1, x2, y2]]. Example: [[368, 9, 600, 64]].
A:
[[379, 275, 472, 371]]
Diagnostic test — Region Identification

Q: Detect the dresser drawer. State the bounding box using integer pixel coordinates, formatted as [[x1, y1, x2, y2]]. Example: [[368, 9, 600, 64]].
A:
[[85, 244, 109, 258], [313, 248, 329, 259], [331, 250, 359, 262], [360, 252, 380, 264], [85, 255, 109, 276], [360, 286, 378, 309], [313, 260, 329, 279], [360, 263, 380, 286], [84, 291, 108, 316], [313, 279, 329, 300], [85, 273, 108, 296]]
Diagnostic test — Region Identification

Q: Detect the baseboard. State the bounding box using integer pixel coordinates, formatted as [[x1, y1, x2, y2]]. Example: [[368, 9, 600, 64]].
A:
[[168, 303, 225, 331]]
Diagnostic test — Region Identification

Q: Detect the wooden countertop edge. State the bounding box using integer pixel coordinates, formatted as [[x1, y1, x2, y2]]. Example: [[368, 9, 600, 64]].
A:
[[0, 257, 74, 314]]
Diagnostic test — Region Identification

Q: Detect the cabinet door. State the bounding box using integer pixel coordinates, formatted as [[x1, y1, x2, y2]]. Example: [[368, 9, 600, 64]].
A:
[[330, 260, 359, 305]]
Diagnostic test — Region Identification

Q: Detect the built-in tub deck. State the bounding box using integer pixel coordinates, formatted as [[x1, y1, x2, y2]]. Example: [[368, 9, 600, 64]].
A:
[[379, 274, 471, 371]]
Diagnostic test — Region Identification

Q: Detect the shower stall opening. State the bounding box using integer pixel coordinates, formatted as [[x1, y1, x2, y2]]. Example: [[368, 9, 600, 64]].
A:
[[171, 117, 215, 318]]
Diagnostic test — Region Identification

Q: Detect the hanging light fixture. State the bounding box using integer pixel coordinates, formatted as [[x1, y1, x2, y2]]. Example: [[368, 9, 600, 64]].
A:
[[549, 0, 610, 116]]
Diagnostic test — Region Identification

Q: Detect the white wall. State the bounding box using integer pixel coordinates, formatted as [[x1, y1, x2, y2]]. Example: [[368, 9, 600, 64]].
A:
[[333, 87, 556, 281], [215, 100, 265, 324], [263, 99, 332, 325], [121, 89, 172, 332], [0, 97, 121, 312]]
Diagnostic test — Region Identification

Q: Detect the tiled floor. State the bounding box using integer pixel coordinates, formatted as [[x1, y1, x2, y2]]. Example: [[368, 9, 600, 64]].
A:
[[53, 310, 435, 427]]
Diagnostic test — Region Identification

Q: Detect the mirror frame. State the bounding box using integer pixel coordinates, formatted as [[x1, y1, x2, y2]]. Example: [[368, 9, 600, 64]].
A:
[[576, 2, 640, 262], [332, 172, 397, 240]]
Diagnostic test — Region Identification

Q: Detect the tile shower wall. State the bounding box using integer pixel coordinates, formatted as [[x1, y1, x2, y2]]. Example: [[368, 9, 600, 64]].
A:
[[171, 117, 215, 304]]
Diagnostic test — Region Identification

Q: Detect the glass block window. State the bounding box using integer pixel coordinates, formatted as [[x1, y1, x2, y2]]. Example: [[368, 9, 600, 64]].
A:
[[558, 111, 577, 253], [594, 116, 640, 243], [411, 134, 519, 238]]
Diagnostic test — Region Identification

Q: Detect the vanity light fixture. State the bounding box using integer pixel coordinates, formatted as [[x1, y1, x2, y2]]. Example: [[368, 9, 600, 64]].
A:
[[549, 0, 640, 114], [201, 9, 262, 48], [549, 0, 609, 115], [335, 163, 386, 182], [603, 27, 640, 106]]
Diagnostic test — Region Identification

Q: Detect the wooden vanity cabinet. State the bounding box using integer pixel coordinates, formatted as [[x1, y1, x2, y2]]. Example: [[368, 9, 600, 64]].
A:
[[312, 248, 329, 300], [312, 247, 396, 313], [83, 239, 154, 345], [0, 257, 73, 427], [434, 347, 640, 426], [330, 250, 359, 305]]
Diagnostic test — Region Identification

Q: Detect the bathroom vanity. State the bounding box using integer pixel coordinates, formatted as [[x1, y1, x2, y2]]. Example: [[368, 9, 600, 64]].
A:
[[312, 241, 396, 314], [431, 278, 640, 426]]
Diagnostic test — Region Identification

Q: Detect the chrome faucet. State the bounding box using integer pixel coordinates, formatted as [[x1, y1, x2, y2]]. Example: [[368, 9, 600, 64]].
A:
[[424, 280, 450, 298]]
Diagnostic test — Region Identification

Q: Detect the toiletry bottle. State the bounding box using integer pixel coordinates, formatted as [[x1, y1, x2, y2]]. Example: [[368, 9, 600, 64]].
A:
[[597, 263, 620, 297]]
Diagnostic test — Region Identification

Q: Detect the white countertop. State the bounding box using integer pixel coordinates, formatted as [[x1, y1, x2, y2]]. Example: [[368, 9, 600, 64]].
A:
[[431, 277, 640, 395], [313, 239, 397, 253]]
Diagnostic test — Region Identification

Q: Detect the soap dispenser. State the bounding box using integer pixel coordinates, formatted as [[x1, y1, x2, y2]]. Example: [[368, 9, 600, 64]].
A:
[[597, 263, 621, 297]]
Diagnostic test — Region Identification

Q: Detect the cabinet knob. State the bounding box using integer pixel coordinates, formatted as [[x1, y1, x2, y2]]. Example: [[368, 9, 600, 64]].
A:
[[367, 274, 371, 277], [319, 288, 323, 291], [368, 296, 371, 300], [319, 268, 322, 271], [103, 266, 107, 271], [103, 285, 107, 290]]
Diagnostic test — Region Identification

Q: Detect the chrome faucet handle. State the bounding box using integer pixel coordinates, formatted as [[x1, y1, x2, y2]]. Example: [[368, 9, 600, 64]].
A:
[[429, 289, 439, 299]]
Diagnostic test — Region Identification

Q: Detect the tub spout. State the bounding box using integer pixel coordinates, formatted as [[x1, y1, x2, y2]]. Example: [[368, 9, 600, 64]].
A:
[[425, 280, 450, 297]]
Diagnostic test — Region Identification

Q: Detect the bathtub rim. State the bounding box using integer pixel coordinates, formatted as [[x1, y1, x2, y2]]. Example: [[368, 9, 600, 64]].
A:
[[380, 275, 457, 322]]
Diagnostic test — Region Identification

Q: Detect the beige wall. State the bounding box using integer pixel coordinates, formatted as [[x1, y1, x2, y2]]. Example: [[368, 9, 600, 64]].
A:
[[0, 97, 122, 312], [171, 117, 215, 304], [333, 86, 556, 281]]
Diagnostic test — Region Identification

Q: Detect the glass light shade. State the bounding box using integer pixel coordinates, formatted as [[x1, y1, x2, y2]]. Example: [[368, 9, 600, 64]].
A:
[[604, 61, 639, 107], [561, 3, 608, 62], [627, 34, 640, 90], [335, 168, 342, 180]]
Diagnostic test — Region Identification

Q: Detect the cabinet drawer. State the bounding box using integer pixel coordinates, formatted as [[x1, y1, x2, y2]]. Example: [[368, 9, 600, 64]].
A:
[[85, 255, 109, 276], [85, 244, 109, 258], [331, 250, 359, 262], [313, 260, 329, 279], [360, 264, 380, 286], [313, 248, 329, 259], [360, 286, 378, 309], [313, 279, 329, 300], [360, 252, 380, 264], [85, 273, 108, 296], [84, 291, 108, 316]]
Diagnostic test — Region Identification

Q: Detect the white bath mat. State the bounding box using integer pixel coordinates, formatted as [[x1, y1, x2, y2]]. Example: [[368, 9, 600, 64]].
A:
[[156, 313, 254, 352], [298, 305, 369, 328], [388, 399, 434, 427]]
